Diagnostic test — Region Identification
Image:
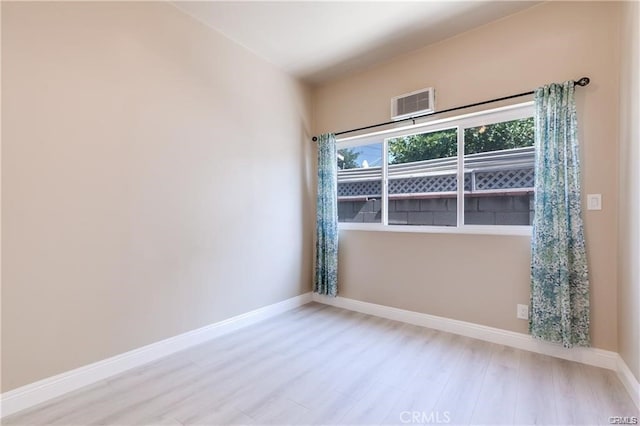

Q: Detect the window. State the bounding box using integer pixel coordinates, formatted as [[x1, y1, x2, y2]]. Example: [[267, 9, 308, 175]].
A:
[[336, 102, 534, 234], [387, 128, 458, 226], [463, 118, 534, 226], [337, 142, 382, 223]]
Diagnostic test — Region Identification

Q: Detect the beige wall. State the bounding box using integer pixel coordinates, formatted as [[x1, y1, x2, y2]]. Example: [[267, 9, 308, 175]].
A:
[[314, 1, 621, 351], [1, 2, 313, 392], [617, 0, 640, 381]]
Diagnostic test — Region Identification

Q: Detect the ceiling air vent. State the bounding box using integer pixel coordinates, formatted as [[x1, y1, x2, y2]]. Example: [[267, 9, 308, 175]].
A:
[[391, 87, 435, 121]]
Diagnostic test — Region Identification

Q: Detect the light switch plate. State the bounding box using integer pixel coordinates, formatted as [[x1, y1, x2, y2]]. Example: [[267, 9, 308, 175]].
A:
[[587, 194, 602, 210]]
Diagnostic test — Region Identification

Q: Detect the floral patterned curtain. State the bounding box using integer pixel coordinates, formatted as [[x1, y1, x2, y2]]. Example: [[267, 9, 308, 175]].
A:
[[314, 134, 338, 296], [530, 82, 590, 348]]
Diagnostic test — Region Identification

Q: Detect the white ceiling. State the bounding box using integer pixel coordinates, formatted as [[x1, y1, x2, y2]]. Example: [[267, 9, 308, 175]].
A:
[[171, 1, 540, 85]]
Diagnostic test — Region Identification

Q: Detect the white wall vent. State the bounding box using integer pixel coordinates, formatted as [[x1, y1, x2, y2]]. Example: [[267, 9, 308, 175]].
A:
[[391, 87, 435, 121]]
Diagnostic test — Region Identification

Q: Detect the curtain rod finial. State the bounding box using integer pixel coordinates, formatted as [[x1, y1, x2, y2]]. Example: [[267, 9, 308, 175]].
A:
[[576, 77, 590, 87]]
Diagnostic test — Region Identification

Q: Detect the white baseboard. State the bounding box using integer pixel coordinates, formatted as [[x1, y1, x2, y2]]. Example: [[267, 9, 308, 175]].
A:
[[312, 294, 619, 369], [616, 355, 640, 410], [0, 292, 312, 419]]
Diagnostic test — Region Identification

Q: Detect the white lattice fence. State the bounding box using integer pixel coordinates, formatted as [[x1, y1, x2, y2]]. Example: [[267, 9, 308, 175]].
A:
[[338, 168, 533, 198], [388, 175, 458, 194], [474, 168, 534, 191], [338, 180, 382, 197]]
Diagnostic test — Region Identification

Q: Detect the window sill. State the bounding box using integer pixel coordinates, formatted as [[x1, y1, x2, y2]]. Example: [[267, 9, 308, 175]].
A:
[[338, 222, 532, 237]]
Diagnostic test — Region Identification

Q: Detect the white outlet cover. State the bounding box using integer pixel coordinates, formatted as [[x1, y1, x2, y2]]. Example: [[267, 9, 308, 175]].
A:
[[587, 194, 602, 210], [517, 304, 529, 320]]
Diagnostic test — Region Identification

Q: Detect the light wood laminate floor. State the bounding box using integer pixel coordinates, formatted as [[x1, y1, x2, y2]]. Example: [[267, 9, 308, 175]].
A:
[[4, 303, 638, 425]]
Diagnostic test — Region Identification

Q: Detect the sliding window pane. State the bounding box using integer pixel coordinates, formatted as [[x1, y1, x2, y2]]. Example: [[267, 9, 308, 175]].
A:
[[387, 128, 457, 226], [337, 143, 383, 223], [463, 117, 534, 226]]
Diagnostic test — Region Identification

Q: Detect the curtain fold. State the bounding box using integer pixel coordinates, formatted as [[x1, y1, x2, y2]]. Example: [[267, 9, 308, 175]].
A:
[[530, 81, 590, 348], [314, 133, 338, 296]]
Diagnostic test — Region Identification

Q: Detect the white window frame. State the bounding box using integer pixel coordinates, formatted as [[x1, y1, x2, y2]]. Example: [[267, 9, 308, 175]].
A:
[[337, 101, 535, 236]]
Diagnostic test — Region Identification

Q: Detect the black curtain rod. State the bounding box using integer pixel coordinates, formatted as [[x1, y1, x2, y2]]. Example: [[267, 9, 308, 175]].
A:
[[311, 77, 590, 141]]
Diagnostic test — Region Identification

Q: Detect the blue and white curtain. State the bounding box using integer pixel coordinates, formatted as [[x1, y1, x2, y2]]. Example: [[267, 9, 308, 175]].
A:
[[530, 82, 590, 348], [314, 134, 338, 296]]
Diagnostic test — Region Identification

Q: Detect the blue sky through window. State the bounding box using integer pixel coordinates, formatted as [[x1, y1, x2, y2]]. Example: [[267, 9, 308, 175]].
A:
[[341, 142, 383, 169]]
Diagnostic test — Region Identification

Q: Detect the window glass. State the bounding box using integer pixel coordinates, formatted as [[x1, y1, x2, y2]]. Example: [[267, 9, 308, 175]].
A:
[[463, 117, 534, 226], [335, 103, 535, 232], [337, 143, 383, 223], [387, 128, 458, 226]]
